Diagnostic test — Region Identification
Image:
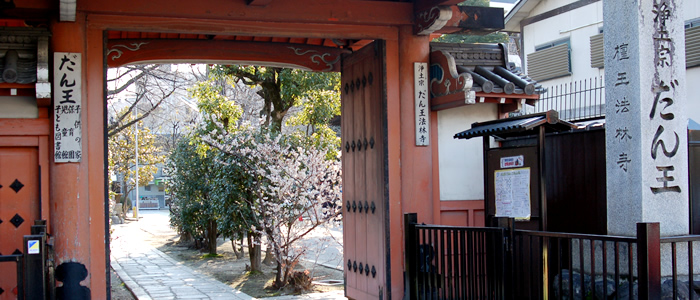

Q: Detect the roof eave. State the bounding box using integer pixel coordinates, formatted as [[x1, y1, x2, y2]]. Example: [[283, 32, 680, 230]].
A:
[[454, 110, 580, 140], [504, 0, 543, 32]]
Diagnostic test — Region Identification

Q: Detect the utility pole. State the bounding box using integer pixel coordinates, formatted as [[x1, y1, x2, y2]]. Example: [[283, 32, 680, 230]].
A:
[[133, 108, 140, 219]]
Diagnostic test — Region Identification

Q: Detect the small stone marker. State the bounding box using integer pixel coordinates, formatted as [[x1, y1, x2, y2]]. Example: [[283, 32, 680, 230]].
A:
[[605, 0, 688, 236]]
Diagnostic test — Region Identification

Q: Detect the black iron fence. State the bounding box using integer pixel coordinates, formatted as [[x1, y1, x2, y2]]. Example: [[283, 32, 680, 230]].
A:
[[0, 221, 52, 300], [512, 227, 649, 299], [405, 214, 700, 299], [660, 235, 700, 299], [404, 214, 508, 300], [533, 76, 605, 122], [0, 254, 24, 299]]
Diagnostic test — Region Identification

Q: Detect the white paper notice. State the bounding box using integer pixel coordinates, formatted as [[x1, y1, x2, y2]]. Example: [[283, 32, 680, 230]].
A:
[[494, 167, 531, 220]]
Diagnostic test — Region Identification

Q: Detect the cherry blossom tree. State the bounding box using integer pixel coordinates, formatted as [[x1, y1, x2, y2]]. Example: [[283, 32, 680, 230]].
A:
[[204, 128, 342, 288], [168, 66, 343, 284]]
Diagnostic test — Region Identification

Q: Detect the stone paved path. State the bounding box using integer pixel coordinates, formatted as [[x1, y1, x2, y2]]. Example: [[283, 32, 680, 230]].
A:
[[110, 210, 345, 300]]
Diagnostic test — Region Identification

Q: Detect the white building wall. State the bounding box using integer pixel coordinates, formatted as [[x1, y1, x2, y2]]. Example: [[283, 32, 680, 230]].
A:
[[437, 103, 498, 201], [685, 1, 700, 21], [521, 0, 700, 122], [683, 0, 700, 123], [0, 96, 38, 118], [522, 1, 604, 88], [529, 0, 579, 16], [687, 67, 700, 123]]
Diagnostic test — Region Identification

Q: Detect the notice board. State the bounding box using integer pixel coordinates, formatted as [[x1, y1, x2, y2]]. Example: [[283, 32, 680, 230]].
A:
[[486, 146, 540, 230]]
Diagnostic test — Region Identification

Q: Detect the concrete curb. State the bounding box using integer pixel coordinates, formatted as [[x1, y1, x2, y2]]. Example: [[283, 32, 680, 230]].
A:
[[302, 259, 343, 272], [111, 256, 152, 300]]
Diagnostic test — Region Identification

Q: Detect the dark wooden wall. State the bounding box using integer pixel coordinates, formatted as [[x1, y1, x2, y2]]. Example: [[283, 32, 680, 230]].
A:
[[497, 126, 700, 235], [544, 129, 607, 234], [501, 128, 607, 234], [689, 129, 700, 234]]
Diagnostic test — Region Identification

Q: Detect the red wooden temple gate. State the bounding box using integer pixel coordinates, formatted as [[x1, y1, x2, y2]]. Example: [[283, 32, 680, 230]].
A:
[[0, 1, 505, 299]]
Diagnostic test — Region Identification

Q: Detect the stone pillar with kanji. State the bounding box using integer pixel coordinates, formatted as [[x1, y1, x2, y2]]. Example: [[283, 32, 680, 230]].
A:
[[605, 0, 689, 236]]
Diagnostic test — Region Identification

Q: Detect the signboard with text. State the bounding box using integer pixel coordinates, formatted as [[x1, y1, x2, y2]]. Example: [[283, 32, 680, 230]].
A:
[[414, 62, 429, 146], [494, 167, 531, 220], [53, 52, 82, 162]]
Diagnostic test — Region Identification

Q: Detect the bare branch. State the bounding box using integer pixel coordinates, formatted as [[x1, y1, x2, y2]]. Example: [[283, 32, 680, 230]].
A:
[[108, 68, 149, 96], [107, 88, 176, 137]]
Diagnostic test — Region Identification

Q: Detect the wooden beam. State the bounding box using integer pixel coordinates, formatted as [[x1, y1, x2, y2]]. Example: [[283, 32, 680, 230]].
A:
[[438, 6, 505, 35], [430, 92, 537, 111], [415, 0, 463, 13], [430, 92, 475, 111], [80, 0, 413, 26], [430, 92, 539, 111], [246, 0, 273, 6], [106, 39, 351, 71], [0, 118, 50, 136], [477, 92, 539, 100], [415, 6, 453, 36], [416, 5, 505, 35], [89, 15, 400, 41], [0, 0, 52, 20]]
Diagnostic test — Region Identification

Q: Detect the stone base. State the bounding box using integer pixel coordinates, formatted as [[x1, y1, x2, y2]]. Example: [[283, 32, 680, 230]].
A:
[[569, 240, 700, 278], [553, 270, 700, 300]]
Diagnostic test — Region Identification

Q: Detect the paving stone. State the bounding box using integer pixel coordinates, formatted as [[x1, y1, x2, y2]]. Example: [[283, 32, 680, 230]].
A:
[[110, 212, 347, 300]]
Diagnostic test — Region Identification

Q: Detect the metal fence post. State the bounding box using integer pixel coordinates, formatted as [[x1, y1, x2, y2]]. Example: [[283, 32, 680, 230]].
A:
[[24, 234, 47, 300], [637, 222, 661, 299], [493, 217, 514, 299], [404, 213, 418, 300]]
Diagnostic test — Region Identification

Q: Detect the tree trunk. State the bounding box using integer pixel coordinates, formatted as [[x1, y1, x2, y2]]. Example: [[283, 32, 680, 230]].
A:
[[231, 234, 244, 259], [283, 258, 298, 288], [179, 231, 193, 244], [263, 244, 275, 266], [274, 262, 284, 288], [247, 232, 262, 272], [270, 116, 284, 133], [231, 239, 240, 258], [207, 219, 217, 255], [238, 234, 245, 259]]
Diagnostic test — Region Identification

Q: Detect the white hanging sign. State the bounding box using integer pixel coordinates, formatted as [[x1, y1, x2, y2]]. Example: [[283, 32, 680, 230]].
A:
[[414, 62, 429, 146], [53, 52, 82, 162], [500, 155, 525, 168], [494, 167, 531, 220]]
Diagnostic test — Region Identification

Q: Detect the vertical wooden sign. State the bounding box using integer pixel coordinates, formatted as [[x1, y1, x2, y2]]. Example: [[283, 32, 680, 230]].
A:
[[53, 52, 82, 162], [414, 62, 429, 146]]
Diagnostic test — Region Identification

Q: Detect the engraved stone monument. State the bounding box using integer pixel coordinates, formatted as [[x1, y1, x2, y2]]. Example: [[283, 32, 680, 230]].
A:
[[605, 0, 688, 236]]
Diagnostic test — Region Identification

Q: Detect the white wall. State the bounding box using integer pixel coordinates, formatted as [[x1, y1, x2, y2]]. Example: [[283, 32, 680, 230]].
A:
[[529, 0, 578, 16], [522, 0, 700, 86], [0, 96, 38, 118], [687, 67, 700, 123], [522, 1, 700, 122], [438, 103, 498, 201], [522, 1, 604, 89], [685, 1, 700, 21]]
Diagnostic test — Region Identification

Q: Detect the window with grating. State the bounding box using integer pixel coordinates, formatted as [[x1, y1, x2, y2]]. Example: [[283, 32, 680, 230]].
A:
[[591, 24, 700, 69], [590, 33, 604, 68], [588, 25, 700, 68], [687, 26, 700, 68], [527, 42, 571, 81]]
